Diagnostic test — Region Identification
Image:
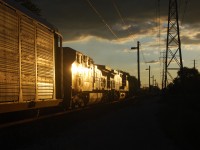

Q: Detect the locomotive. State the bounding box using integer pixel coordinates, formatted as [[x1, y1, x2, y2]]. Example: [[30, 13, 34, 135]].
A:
[[0, 0, 131, 114], [61, 47, 129, 108]]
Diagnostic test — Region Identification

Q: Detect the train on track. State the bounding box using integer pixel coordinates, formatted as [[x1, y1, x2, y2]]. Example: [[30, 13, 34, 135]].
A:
[[0, 0, 134, 115]]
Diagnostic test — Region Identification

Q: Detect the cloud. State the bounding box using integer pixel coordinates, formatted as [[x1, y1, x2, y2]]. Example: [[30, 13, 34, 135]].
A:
[[195, 33, 200, 39], [29, 0, 200, 86], [112, 23, 131, 31], [182, 35, 200, 45], [32, 0, 167, 41], [33, 0, 200, 42], [145, 60, 159, 64], [122, 48, 134, 53]]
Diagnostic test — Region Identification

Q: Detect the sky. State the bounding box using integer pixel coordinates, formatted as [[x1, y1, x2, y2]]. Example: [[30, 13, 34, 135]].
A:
[[34, 0, 200, 88]]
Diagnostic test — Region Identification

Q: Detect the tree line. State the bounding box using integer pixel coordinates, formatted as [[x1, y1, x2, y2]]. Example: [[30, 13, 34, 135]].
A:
[[166, 67, 200, 97]]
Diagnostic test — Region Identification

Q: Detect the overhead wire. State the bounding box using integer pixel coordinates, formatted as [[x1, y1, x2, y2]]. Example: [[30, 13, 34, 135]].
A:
[[86, 0, 166, 83], [181, 0, 189, 25], [111, 0, 149, 69], [158, 0, 161, 53], [86, 0, 119, 39], [154, 0, 163, 87], [140, 46, 148, 68], [112, 0, 126, 25], [155, 0, 161, 54], [111, 0, 134, 39], [155, 0, 158, 33], [178, 0, 183, 15], [156, 0, 162, 87]]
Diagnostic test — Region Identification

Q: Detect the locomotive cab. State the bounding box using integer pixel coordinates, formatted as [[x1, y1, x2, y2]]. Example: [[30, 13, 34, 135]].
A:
[[62, 47, 94, 108]]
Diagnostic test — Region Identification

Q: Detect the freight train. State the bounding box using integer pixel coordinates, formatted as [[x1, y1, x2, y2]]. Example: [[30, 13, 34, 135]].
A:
[[0, 0, 131, 114]]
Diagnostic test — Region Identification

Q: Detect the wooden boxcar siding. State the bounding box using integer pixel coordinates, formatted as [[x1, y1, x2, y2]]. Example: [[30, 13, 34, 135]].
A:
[[0, 2, 55, 103]]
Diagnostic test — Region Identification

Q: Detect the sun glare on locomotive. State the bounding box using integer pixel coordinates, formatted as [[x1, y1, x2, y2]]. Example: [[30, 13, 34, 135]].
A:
[[71, 63, 85, 74], [0, 0, 131, 114], [71, 63, 78, 73]]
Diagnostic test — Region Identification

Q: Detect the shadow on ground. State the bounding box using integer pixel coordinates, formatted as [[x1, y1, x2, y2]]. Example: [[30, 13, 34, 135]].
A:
[[157, 95, 200, 150]]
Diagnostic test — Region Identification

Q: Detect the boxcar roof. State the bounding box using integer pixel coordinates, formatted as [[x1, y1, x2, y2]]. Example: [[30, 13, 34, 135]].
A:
[[1, 0, 58, 31]]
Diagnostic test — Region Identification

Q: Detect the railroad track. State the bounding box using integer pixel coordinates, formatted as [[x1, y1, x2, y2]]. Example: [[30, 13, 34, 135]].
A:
[[0, 97, 137, 129]]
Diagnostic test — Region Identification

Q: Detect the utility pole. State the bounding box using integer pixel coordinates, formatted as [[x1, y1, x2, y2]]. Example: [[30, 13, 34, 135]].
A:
[[151, 75, 154, 87], [131, 41, 141, 89], [146, 65, 151, 90], [194, 59, 196, 69]]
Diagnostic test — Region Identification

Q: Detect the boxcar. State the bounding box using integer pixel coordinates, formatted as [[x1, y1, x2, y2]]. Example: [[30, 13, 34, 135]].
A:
[[0, 0, 62, 114]]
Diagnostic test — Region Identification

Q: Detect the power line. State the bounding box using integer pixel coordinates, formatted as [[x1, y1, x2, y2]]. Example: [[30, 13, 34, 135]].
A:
[[155, 0, 162, 85], [111, 0, 150, 68], [111, 0, 134, 38], [140, 45, 148, 68], [178, 0, 183, 14], [112, 0, 126, 25], [157, 0, 161, 51], [112, 0, 146, 68], [112, 0, 149, 68], [86, 0, 119, 39], [157, 0, 162, 86], [181, 0, 189, 25]]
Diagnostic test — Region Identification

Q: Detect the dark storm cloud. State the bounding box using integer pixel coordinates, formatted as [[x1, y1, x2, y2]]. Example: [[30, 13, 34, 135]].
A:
[[180, 0, 200, 24], [34, 0, 200, 41], [182, 34, 200, 45]]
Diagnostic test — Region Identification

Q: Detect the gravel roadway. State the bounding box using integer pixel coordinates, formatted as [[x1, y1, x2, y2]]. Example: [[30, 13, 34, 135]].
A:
[[0, 96, 181, 150]]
